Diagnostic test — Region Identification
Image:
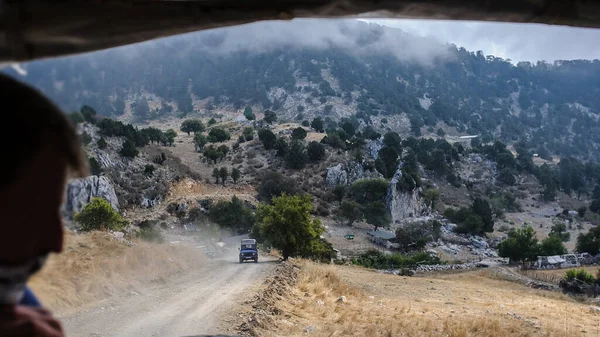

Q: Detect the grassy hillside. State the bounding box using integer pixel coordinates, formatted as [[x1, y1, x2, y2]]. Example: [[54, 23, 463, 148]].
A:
[[243, 261, 599, 336]]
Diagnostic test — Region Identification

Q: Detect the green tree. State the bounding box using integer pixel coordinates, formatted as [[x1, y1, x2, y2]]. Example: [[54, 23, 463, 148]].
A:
[[180, 119, 204, 135], [244, 106, 256, 121], [497, 227, 539, 265], [254, 194, 324, 260], [363, 201, 390, 231], [311, 117, 324, 132], [81, 105, 98, 124], [395, 220, 442, 252], [375, 146, 399, 178], [576, 226, 600, 254], [208, 118, 217, 126], [263, 110, 277, 124], [219, 167, 229, 185], [119, 139, 139, 158], [89, 157, 102, 176], [285, 140, 308, 169], [578, 206, 587, 218], [421, 188, 440, 210], [203, 145, 222, 164], [275, 138, 289, 157], [291, 127, 307, 140], [549, 221, 571, 242], [74, 197, 126, 231], [341, 121, 355, 137], [164, 129, 177, 146], [454, 214, 484, 234], [338, 200, 363, 226], [207, 127, 230, 143], [539, 235, 567, 256], [258, 129, 277, 150], [498, 168, 516, 186], [307, 141, 325, 162], [194, 133, 207, 151], [81, 132, 92, 146], [436, 128, 446, 137], [472, 197, 494, 233], [68, 111, 85, 125], [257, 171, 300, 202], [242, 127, 254, 141], [383, 132, 402, 151], [331, 185, 346, 205], [209, 196, 255, 233], [212, 167, 220, 184], [97, 137, 108, 149], [217, 144, 230, 158], [231, 168, 241, 184], [349, 179, 390, 204]]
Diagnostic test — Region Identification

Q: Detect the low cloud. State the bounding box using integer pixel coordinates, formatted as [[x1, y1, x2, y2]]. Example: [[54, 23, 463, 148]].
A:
[[370, 19, 600, 62], [162, 19, 453, 64]]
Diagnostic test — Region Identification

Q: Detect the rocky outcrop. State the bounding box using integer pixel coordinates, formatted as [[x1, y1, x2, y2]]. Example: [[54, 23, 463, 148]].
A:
[[366, 138, 383, 160], [386, 164, 427, 224], [326, 164, 348, 186], [64, 175, 119, 216], [325, 161, 381, 186]]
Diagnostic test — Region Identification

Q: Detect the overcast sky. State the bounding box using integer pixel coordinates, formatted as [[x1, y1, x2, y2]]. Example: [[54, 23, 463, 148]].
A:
[[367, 19, 600, 63]]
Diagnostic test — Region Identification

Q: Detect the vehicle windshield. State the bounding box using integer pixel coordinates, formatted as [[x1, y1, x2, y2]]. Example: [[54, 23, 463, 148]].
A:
[[10, 16, 600, 337]]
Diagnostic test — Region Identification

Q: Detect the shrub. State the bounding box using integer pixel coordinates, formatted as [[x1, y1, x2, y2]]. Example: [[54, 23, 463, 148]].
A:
[[207, 127, 230, 142], [153, 152, 167, 165], [564, 269, 596, 284], [291, 127, 307, 140], [257, 171, 301, 202], [89, 157, 102, 176], [209, 196, 255, 233], [97, 137, 108, 149], [74, 197, 126, 231], [353, 250, 440, 269], [119, 139, 139, 158], [285, 140, 307, 169], [258, 129, 277, 150]]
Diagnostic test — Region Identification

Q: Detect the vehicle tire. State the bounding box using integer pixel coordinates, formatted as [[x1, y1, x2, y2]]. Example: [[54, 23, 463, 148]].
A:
[[254, 258, 258, 263], [239, 258, 243, 264]]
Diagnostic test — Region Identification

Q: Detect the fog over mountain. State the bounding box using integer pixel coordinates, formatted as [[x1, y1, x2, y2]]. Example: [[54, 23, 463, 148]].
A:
[[5, 19, 600, 160]]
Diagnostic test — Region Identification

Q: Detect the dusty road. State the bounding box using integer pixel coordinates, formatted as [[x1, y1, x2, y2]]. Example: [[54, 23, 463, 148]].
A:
[[59, 253, 277, 337]]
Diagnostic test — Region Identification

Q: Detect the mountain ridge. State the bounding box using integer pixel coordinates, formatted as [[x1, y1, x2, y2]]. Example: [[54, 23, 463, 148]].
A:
[[4, 19, 600, 160]]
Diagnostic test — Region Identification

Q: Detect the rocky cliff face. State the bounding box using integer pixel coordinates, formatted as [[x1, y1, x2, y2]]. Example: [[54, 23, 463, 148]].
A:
[[64, 175, 119, 216], [325, 161, 381, 186], [386, 164, 428, 226]]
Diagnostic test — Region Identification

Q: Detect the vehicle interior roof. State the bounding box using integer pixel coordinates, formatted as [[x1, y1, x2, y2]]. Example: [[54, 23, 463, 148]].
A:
[[0, 1, 599, 63]]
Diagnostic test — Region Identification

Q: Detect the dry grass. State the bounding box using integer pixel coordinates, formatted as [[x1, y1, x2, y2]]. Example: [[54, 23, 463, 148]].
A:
[[257, 262, 600, 337], [29, 230, 207, 313]]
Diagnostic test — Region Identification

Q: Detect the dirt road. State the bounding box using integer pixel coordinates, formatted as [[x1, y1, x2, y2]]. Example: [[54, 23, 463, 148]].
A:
[[59, 253, 277, 337]]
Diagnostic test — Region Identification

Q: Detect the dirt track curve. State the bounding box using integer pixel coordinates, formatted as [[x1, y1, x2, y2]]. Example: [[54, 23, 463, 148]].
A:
[[59, 253, 277, 337]]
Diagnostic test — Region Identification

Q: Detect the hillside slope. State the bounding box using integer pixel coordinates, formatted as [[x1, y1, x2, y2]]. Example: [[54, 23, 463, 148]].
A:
[[5, 19, 600, 160], [243, 261, 599, 337]]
